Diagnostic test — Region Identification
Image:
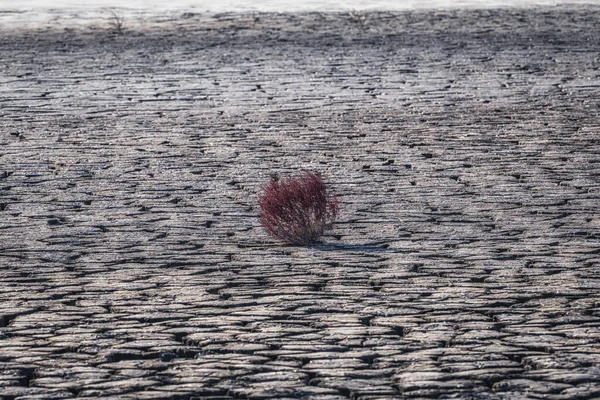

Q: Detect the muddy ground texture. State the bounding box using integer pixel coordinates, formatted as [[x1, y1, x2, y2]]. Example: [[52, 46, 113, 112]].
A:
[[1, 7, 600, 400]]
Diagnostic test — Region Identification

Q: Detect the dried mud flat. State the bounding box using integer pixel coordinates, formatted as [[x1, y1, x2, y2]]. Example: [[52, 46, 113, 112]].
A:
[[1, 7, 600, 400]]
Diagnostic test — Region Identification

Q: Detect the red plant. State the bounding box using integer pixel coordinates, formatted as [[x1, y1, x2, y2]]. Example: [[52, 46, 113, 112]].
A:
[[258, 172, 339, 245]]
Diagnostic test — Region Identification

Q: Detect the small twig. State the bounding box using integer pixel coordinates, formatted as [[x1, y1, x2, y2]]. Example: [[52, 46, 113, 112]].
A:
[[348, 9, 367, 31], [105, 8, 125, 35]]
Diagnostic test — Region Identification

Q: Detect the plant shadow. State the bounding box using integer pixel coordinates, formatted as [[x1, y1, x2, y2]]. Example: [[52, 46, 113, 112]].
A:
[[309, 241, 396, 253]]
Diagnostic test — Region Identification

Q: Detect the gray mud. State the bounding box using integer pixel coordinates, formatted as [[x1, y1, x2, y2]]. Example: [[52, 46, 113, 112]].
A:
[[1, 7, 600, 399]]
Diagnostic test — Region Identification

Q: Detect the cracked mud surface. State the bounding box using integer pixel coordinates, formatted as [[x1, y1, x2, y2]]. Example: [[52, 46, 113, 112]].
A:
[[1, 7, 600, 399]]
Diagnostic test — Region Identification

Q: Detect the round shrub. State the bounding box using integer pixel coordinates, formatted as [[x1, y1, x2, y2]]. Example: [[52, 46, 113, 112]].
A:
[[258, 172, 338, 245]]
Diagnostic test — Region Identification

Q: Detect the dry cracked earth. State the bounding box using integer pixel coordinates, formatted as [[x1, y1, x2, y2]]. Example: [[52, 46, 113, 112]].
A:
[[1, 6, 600, 400]]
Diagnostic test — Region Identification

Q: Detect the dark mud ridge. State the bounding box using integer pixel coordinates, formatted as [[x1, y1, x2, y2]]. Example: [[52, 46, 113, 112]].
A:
[[1, 6, 600, 400]]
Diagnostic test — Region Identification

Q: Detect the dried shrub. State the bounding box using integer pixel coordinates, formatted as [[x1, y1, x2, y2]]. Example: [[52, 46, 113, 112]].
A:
[[258, 172, 338, 245], [106, 9, 125, 35]]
